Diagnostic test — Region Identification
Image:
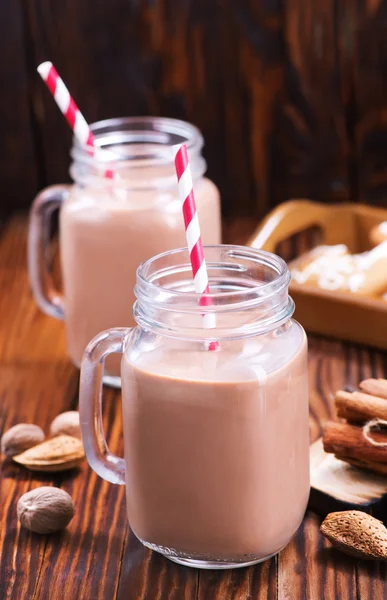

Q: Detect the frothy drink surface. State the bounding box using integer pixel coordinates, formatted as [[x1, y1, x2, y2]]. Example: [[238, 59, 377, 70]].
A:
[[121, 324, 309, 560], [60, 178, 220, 373]]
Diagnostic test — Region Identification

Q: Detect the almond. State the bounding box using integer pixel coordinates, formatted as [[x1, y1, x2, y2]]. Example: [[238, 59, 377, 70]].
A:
[[17, 486, 74, 534], [321, 510, 387, 560], [13, 435, 84, 472], [1, 424, 45, 457], [50, 411, 81, 439]]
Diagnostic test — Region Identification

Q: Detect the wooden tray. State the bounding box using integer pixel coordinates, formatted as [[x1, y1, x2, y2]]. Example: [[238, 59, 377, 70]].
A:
[[248, 200, 387, 349]]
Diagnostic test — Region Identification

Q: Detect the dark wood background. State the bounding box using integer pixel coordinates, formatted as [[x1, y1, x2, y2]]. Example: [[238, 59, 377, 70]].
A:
[[1, 0, 387, 222]]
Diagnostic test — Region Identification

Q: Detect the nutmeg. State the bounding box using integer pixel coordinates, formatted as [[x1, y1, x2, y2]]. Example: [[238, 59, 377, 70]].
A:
[[50, 411, 81, 439], [17, 486, 75, 534], [1, 424, 45, 458]]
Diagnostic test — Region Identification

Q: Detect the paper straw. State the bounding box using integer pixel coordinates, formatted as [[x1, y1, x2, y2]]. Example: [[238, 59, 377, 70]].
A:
[[37, 61, 114, 180], [174, 144, 218, 350]]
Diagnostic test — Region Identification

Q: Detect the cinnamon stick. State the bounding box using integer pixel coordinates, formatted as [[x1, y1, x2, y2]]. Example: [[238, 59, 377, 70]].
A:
[[335, 390, 387, 423], [360, 379, 387, 400], [323, 421, 387, 465]]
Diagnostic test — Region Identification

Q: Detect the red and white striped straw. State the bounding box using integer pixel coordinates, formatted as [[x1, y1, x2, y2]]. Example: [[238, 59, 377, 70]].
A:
[[37, 61, 114, 180], [174, 144, 218, 349]]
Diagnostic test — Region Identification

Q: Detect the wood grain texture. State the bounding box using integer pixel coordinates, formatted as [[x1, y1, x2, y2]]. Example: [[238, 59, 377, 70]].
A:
[[343, 0, 387, 207], [32, 388, 127, 600], [0, 1, 38, 220], [18, 0, 354, 223], [2, 216, 387, 599], [26, 0, 279, 218], [2, 1, 387, 222], [278, 0, 349, 206]]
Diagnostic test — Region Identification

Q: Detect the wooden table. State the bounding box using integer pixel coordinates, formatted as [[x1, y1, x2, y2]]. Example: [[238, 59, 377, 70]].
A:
[[1, 216, 387, 599]]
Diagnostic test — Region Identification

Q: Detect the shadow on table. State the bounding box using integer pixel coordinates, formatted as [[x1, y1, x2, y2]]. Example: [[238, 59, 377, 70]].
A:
[[317, 546, 357, 569], [117, 532, 197, 600], [1, 459, 82, 483], [116, 532, 274, 600], [318, 545, 387, 580]]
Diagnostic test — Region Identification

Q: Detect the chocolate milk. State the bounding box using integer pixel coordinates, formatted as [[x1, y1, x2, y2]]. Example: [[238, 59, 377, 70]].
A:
[[121, 324, 309, 561], [60, 178, 220, 374]]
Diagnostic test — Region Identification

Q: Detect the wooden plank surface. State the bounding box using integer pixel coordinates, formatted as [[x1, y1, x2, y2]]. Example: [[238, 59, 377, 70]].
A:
[[279, 0, 349, 205], [0, 1, 38, 220], [22, 0, 352, 221], [3, 1, 387, 221], [343, 0, 387, 207], [1, 216, 387, 599]]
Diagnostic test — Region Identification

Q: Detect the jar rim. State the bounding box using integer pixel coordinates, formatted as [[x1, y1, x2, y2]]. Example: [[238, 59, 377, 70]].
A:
[[72, 116, 204, 165], [136, 244, 290, 305], [134, 245, 294, 340], [70, 116, 207, 189]]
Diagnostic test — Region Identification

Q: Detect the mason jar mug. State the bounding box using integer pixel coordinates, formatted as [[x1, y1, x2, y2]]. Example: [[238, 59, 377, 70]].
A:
[[79, 245, 310, 569], [28, 117, 221, 386]]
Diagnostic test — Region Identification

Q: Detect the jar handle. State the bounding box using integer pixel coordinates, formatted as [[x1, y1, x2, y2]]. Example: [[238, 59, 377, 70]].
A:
[[79, 328, 130, 485], [28, 184, 70, 320]]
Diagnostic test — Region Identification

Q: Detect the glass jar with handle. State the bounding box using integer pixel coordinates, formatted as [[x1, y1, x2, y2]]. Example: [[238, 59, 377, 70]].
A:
[[28, 117, 221, 386], [79, 244, 310, 569]]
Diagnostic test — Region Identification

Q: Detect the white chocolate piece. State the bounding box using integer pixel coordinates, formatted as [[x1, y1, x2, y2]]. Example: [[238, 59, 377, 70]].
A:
[[370, 222, 387, 247], [290, 245, 349, 286], [290, 242, 387, 297]]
